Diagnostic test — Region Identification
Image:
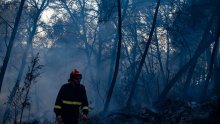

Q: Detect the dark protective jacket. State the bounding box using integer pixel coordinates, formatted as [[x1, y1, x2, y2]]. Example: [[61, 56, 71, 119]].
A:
[[54, 82, 88, 124]]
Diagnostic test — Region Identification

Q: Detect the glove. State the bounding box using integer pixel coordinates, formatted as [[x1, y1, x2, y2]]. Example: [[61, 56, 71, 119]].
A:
[[81, 114, 88, 121], [56, 115, 63, 124]]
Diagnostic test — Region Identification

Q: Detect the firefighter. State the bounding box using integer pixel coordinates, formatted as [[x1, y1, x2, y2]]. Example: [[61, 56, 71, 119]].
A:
[[54, 69, 88, 124]]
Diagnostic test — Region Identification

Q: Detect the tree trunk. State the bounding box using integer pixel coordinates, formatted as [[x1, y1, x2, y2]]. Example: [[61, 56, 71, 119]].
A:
[[156, 14, 217, 105], [200, 16, 220, 101], [126, 0, 161, 107], [214, 65, 220, 101], [182, 61, 197, 99], [154, 29, 166, 85], [2, 0, 48, 123], [0, 0, 26, 93], [103, 0, 122, 112], [166, 32, 170, 84], [79, 0, 91, 58]]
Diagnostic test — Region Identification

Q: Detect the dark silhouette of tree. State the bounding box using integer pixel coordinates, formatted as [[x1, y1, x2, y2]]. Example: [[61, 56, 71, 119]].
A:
[[2, 0, 49, 123], [103, 0, 122, 112], [126, 0, 161, 107], [156, 14, 218, 104], [154, 29, 166, 85], [19, 53, 43, 124], [182, 61, 197, 99], [200, 16, 220, 101], [0, 0, 26, 92], [3, 53, 42, 124]]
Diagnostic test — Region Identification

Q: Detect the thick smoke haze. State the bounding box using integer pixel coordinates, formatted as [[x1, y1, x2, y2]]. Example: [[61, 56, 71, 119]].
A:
[[0, 0, 220, 123]]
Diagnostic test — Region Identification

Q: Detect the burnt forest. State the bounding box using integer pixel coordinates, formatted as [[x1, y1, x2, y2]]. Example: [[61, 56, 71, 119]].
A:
[[0, 0, 220, 123]]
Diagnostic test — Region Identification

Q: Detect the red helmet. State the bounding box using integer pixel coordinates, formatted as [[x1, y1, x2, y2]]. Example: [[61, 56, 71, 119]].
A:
[[70, 69, 82, 79]]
